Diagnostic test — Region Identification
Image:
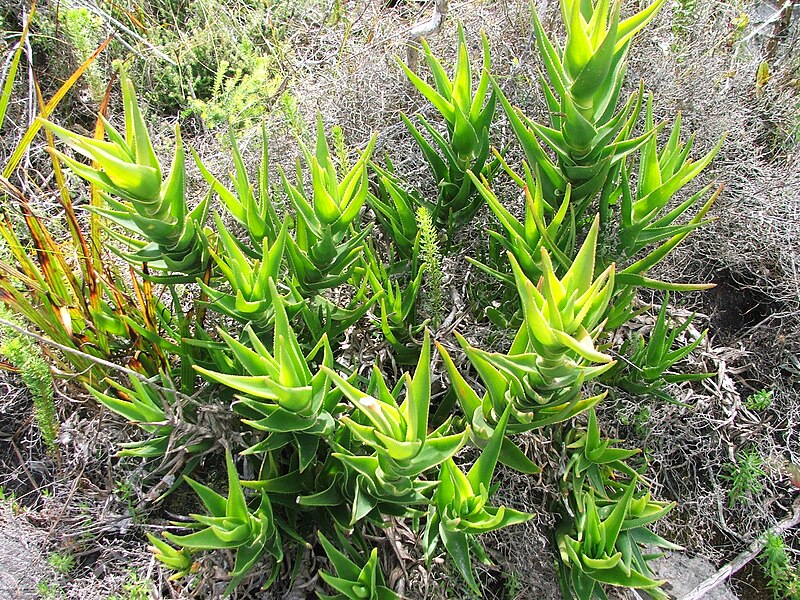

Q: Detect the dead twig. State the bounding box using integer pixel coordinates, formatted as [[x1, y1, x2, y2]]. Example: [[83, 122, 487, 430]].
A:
[[765, 0, 797, 61], [677, 495, 800, 600], [406, 0, 449, 73], [10, 440, 41, 496]]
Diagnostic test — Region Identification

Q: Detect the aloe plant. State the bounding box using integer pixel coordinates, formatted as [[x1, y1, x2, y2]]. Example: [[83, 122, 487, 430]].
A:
[[195, 125, 282, 249], [563, 409, 640, 500], [490, 0, 724, 307], [0, 187, 134, 379], [88, 374, 213, 461], [194, 278, 341, 469], [558, 407, 679, 599], [603, 293, 713, 402], [440, 216, 616, 435], [158, 451, 283, 595], [39, 75, 210, 283], [281, 117, 376, 292], [323, 331, 468, 522], [198, 217, 292, 325], [615, 96, 724, 261], [399, 23, 497, 231], [468, 162, 573, 284], [0, 160, 172, 382], [0, 12, 709, 598], [318, 532, 400, 600], [367, 163, 421, 259], [556, 478, 679, 600], [424, 404, 533, 595], [147, 533, 195, 581], [365, 242, 426, 359], [496, 0, 665, 216]]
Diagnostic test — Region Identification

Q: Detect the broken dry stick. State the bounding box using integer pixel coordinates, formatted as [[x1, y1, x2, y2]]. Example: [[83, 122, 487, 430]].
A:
[[406, 0, 448, 73], [677, 496, 800, 600]]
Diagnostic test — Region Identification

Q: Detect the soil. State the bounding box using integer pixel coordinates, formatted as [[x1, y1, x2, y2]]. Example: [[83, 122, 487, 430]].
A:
[[702, 268, 783, 344], [0, 503, 51, 600], [732, 561, 774, 600]]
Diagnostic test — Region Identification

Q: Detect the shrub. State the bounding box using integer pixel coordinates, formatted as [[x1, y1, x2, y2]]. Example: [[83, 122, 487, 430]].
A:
[[746, 389, 774, 411], [0, 1, 724, 597], [724, 448, 766, 507], [761, 533, 800, 599]]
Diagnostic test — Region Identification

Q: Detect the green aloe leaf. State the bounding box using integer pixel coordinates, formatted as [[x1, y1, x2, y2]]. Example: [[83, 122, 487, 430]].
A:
[[467, 403, 512, 493], [404, 330, 432, 441], [439, 526, 480, 596], [224, 451, 249, 522], [601, 479, 637, 556], [397, 60, 454, 122], [163, 528, 241, 550], [318, 532, 362, 582]]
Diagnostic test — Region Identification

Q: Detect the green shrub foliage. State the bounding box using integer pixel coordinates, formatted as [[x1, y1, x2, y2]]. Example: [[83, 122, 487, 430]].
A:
[[0, 1, 725, 597], [0, 310, 58, 448]]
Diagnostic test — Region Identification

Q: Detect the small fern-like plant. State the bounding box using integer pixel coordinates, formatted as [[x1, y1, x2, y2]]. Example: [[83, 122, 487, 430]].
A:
[[723, 448, 766, 507], [760, 533, 800, 599], [0, 312, 57, 448]]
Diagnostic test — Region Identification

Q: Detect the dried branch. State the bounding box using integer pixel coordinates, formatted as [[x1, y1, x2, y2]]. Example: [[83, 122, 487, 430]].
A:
[[677, 496, 800, 600], [406, 0, 449, 73]]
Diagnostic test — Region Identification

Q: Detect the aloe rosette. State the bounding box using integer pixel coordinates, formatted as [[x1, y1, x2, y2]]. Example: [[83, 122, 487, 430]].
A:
[[496, 0, 666, 214], [322, 332, 468, 522], [39, 75, 209, 282], [441, 216, 616, 436], [88, 374, 213, 462], [366, 164, 421, 259], [615, 97, 724, 261], [365, 242, 426, 357], [197, 217, 292, 325], [156, 451, 282, 595], [604, 96, 724, 316], [558, 409, 679, 599], [563, 409, 640, 501], [399, 24, 497, 229], [468, 164, 573, 284], [195, 125, 282, 249], [603, 293, 713, 401], [281, 118, 376, 292], [146, 533, 195, 581], [423, 404, 533, 595], [556, 478, 679, 600], [194, 278, 341, 470], [318, 532, 400, 600]]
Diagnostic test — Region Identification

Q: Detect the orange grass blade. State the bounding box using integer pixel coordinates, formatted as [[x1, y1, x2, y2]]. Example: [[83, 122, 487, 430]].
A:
[[104, 0, 147, 32], [3, 36, 111, 178], [37, 82, 97, 315], [0, 4, 34, 131], [129, 266, 168, 371], [0, 195, 47, 287], [90, 74, 118, 267], [0, 175, 78, 307]]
